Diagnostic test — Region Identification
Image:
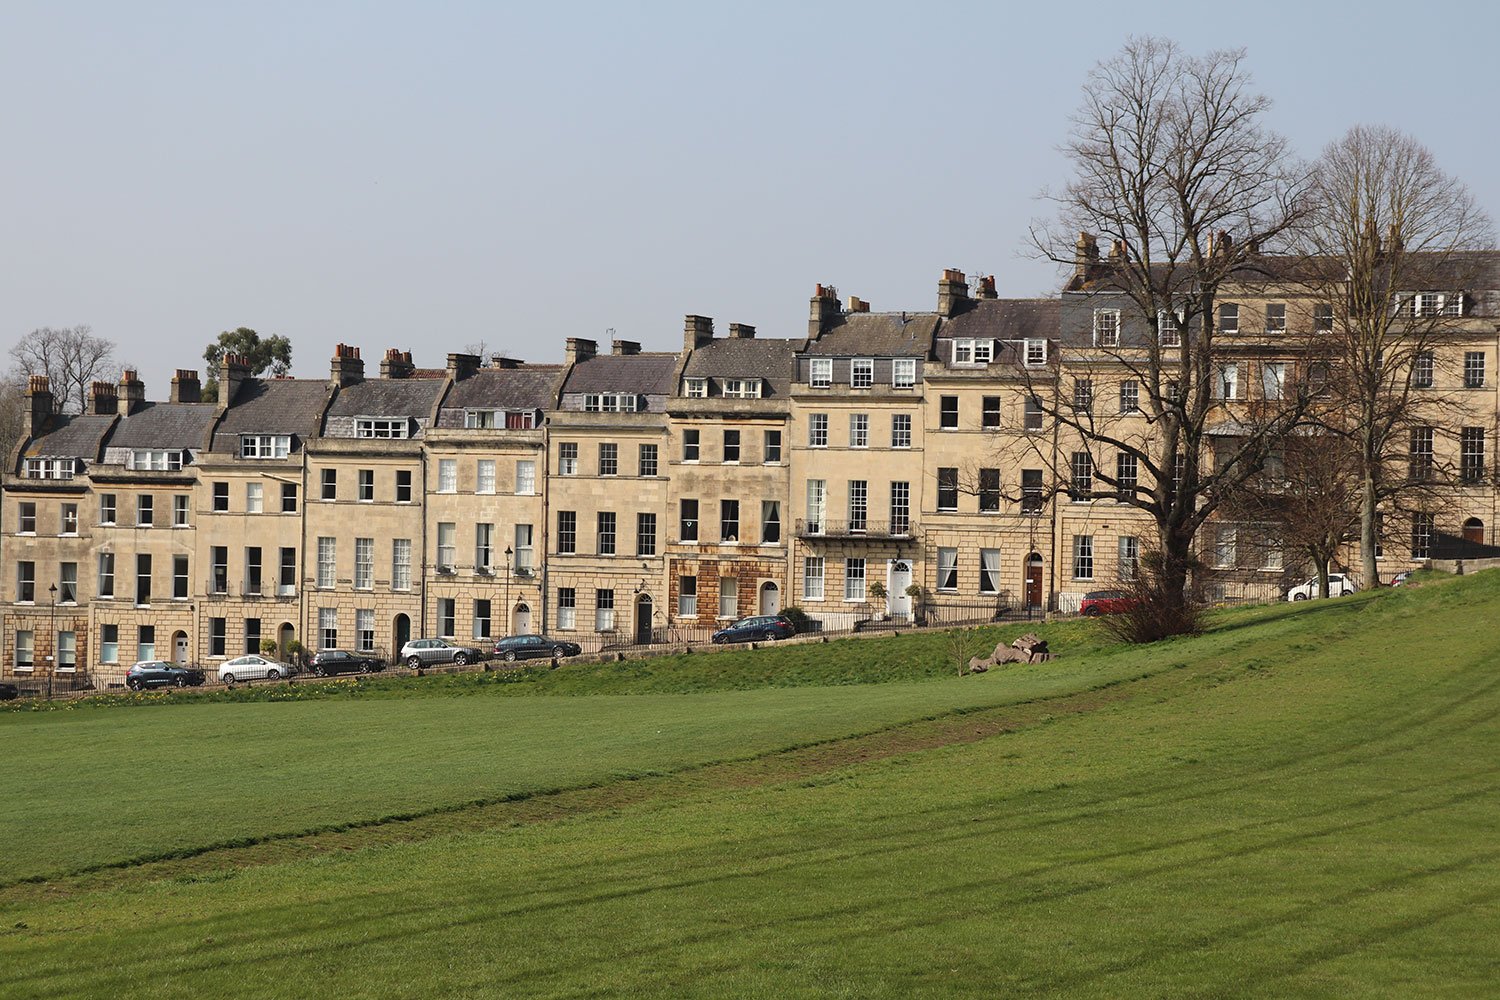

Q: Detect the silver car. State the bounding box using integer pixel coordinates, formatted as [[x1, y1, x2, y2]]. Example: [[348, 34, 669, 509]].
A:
[[400, 638, 484, 669], [218, 654, 297, 684]]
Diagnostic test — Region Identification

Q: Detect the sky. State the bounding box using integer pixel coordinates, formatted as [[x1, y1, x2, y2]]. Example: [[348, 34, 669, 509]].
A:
[[3, 0, 1498, 395]]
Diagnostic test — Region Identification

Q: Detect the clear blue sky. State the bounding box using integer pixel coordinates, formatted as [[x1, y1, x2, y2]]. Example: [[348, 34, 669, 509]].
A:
[[3, 0, 1497, 393]]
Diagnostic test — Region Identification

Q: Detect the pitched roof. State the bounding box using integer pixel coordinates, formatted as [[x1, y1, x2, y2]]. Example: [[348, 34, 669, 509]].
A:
[[327, 378, 447, 419], [211, 378, 332, 452], [561, 354, 678, 395], [106, 402, 218, 450], [441, 365, 564, 411], [802, 313, 938, 357], [681, 338, 798, 396], [939, 298, 1059, 342], [21, 414, 115, 459]]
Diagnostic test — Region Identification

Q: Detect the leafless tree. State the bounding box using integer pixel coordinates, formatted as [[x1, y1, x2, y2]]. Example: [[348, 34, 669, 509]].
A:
[[1295, 125, 1495, 589], [1028, 37, 1314, 628], [0, 373, 27, 466], [7, 325, 119, 414]]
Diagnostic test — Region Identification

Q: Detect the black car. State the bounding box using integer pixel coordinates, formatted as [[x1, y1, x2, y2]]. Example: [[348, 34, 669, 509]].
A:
[[126, 660, 207, 690], [308, 649, 386, 677], [0, 681, 19, 700], [711, 615, 797, 644], [492, 635, 582, 661]]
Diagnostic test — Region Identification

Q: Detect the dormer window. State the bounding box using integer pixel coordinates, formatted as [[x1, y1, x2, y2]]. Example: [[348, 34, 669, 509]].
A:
[[1093, 310, 1120, 347], [809, 359, 832, 388], [684, 378, 707, 398], [893, 359, 916, 388], [356, 417, 409, 439], [464, 409, 536, 429], [239, 435, 290, 459], [851, 359, 874, 388], [24, 458, 76, 479], [952, 339, 994, 365], [721, 379, 761, 399], [1024, 339, 1048, 367], [128, 450, 184, 471], [1397, 292, 1464, 318], [583, 393, 640, 412]]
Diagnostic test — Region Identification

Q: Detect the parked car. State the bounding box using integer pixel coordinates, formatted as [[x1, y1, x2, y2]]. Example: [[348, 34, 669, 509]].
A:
[[218, 654, 297, 685], [0, 680, 19, 700], [1389, 571, 1414, 588], [1285, 573, 1356, 601], [492, 635, 582, 661], [400, 638, 485, 669], [1078, 590, 1139, 617], [711, 614, 797, 644], [308, 649, 386, 677], [126, 660, 207, 690]]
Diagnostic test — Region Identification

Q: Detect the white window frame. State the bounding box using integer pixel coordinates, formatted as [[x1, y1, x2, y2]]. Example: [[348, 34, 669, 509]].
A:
[[851, 359, 874, 388], [802, 557, 824, 600], [809, 358, 833, 388], [356, 417, 408, 439], [239, 435, 290, 459], [684, 378, 707, 398], [893, 358, 916, 388], [1093, 309, 1120, 347]]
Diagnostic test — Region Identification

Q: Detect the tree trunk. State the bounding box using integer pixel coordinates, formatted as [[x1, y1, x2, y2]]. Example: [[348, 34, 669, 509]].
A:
[[1360, 471, 1379, 589]]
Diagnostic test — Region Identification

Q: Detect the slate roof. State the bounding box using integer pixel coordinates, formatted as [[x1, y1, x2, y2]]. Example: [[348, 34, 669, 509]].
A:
[[681, 338, 798, 397], [21, 414, 115, 459], [561, 354, 678, 395], [327, 378, 447, 419], [442, 366, 564, 411], [802, 313, 938, 357], [211, 378, 332, 452], [939, 298, 1059, 342], [106, 402, 218, 450]]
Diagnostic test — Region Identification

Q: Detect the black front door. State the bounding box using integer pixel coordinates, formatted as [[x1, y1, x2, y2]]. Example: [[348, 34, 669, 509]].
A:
[[635, 596, 653, 645]]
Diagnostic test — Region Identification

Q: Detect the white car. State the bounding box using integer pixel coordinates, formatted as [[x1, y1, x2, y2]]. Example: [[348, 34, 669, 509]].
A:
[[1285, 573, 1356, 601], [218, 654, 297, 684]]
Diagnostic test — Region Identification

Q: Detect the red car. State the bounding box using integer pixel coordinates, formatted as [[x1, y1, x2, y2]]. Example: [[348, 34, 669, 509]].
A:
[[1079, 590, 1138, 616]]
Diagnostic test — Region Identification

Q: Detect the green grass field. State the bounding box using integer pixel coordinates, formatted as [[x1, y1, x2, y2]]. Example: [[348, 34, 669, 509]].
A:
[[4, 575, 1499, 998]]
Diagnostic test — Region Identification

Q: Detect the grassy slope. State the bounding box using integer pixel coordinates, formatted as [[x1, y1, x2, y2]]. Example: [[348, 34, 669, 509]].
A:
[[5, 575, 1500, 998]]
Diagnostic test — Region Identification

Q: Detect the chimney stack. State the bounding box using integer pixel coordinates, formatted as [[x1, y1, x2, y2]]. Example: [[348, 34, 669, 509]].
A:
[[564, 338, 597, 366], [612, 339, 642, 356], [221, 353, 252, 405], [490, 356, 523, 370], [446, 352, 481, 382], [380, 349, 415, 379], [1074, 232, 1100, 284], [938, 268, 969, 317], [90, 381, 117, 415], [683, 316, 714, 352], [727, 323, 757, 339], [808, 285, 841, 338], [845, 297, 870, 314], [117, 369, 146, 416], [976, 275, 997, 300], [330, 343, 364, 387], [170, 369, 201, 403], [25, 375, 53, 435]]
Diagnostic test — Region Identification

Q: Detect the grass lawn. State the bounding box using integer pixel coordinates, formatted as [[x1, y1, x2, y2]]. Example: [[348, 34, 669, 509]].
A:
[[3, 573, 1499, 997]]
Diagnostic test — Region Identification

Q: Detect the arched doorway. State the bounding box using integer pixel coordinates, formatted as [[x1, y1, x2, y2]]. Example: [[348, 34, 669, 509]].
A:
[[885, 561, 911, 619], [635, 594, 653, 645], [1464, 518, 1485, 545], [393, 614, 411, 658], [1025, 554, 1044, 610], [278, 622, 295, 659], [172, 630, 189, 666], [513, 603, 532, 635], [758, 581, 780, 615]]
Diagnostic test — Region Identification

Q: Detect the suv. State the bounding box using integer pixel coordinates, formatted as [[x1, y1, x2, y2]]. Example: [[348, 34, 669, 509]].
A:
[[126, 660, 207, 690], [1285, 573, 1356, 601], [308, 649, 386, 677], [711, 615, 797, 644], [400, 638, 485, 669]]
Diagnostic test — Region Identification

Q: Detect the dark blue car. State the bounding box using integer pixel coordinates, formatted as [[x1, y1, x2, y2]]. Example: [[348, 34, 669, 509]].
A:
[[711, 615, 796, 644], [492, 635, 582, 661], [126, 660, 206, 690]]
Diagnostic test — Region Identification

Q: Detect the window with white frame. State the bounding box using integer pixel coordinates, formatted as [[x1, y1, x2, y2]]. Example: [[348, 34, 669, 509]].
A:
[[722, 430, 739, 463], [1116, 453, 1138, 501], [718, 578, 736, 619], [1261, 362, 1286, 400], [583, 393, 639, 412], [937, 468, 958, 511], [1073, 380, 1093, 415], [844, 559, 866, 601], [17, 502, 35, 534], [805, 480, 826, 534], [893, 358, 916, 387], [890, 481, 910, 535], [763, 430, 781, 463], [438, 459, 457, 492], [279, 547, 296, 596], [1214, 364, 1239, 400], [1218, 303, 1239, 334], [1314, 303, 1334, 332], [321, 469, 337, 499], [1410, 426, 1434, 480], [355, 537, 373, 589], [597, 512, 616, 553], [1119, 536, 1140, 580], [24, 458, 75, 479], [59, 562, 77, 603], [392, 539, 411, 590], [937, 547, 958, 591], [678, 500, 698, 542], [1025, 339, 1047, 367], [477, 522, 497, 569], [1093, 309, 1120, 347], [56, 631, 76, 670], [684, 378, 707, 398], [15, 630, 34, 670], [356, 418, 408, 438], [847, 480, 867, 532], [515, 460, 535, 494], [1465, 352, 1485, 388], [558, 442, 578, 474], [514, 524, 534, 568], [677, 577, 697, 617], [136, 495, 154, 526], [477, 459, 495, 493], [247, 482, 264, 513], [851, 359, 874, 388], [175, 554, 190, 598], [1461, 427, 1485, 483], [99, 493, 116, 525], [317, 537, 336, 588], [635, 514, 655, 556], [803, 557, 824, 600], [809, 358, 833, 388], [1119, 381, 1139, 414], [136, 625, 155, 662], [319, 607, 338, 650], [722, 378, 761, 398], [979, 549, 1002, 594], [239, 435, 290, 459], [1072, 536, 1094, 580], [809, 413, 828, 447], [1265, 303, 1287, 333], [101, 624, 118, 663], [682, 429, 700, 462], [1213, 525, 1237, 568], [1413, 352, 1434, 388], [596, 589, 615, 631], [357, 609, 375, 651], [1071, 451, 1093, 500], [1412, 513, 1434, 558], [439, 520, 459, 568], [849, 413, 868, 448], [472, 599, 491, 640], [952, 339, 994, 365], [1024, 396, 1044, 432], [438, 599, 455, 638], [639, 444, 658, 476], [598, 443, 618, 476], [762, 500, 781, 543], [60, 502, 78, 535], [98, 552, 115, 598], [892, 413, 912, 448], [1158, 309, 1181, 347], [129, 449, 183, 471]]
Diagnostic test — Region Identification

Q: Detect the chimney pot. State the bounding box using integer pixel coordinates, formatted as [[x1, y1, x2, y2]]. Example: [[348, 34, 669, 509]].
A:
[[977, 275, 997, 300], [170, 369, 202, 403], [90, 381, 117, 415], [380, 349, 416, 379], [117, 369, 146, 416], [683, 315, 714, 352], [808, 286, 840, 338], [330, 343, 366, 387], [938, 268, 970, 317]]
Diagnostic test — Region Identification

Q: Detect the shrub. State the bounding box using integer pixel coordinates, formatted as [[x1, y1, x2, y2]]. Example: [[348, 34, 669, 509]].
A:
[[1094, 551, 1208, 643], [260, 639, 279, 656], [781, 607, 812, 634]]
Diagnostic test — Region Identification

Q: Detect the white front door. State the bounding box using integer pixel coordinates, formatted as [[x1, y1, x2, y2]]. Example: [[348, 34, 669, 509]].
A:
[[887, 560, 912, 619], [759, 581, 780, 615], [513, 603, 532, 634], [174, 634, 189, 666]]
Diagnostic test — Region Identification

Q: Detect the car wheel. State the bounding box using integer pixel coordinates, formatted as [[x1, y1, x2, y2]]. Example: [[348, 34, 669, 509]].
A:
[[1082, 606, 1100, 617], [551, 645, 567, 657], [128, 678, 142, 691], [504, 650, 516, 662], [313, 665, 328, 677], [1293, 593, 1308, 601], [453, 653, 469, 666], [359, 662, 372, 674], [761, 630, 778, 642], [175, 676, 187, 688], [222, 673, 236, 685], [266, 668, 280, 681], [407, 656, 421, 669]]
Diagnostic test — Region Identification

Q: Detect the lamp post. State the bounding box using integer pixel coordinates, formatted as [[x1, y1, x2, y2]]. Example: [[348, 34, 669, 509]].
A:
[[503, 546, 513, 638], [47, 583, 57, 700]]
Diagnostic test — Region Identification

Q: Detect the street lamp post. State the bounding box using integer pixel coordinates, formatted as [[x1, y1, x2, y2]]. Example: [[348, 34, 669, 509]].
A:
[[47, 583, 57, 700], [503, 546, 513, 638]]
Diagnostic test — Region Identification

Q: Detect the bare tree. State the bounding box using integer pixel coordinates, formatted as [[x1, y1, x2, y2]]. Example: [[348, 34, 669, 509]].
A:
[[8, 325, 118, 414], [0, 373, 27, 465], [1029, 37, 1313, 631], [1296, 125, 1495, 588]]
